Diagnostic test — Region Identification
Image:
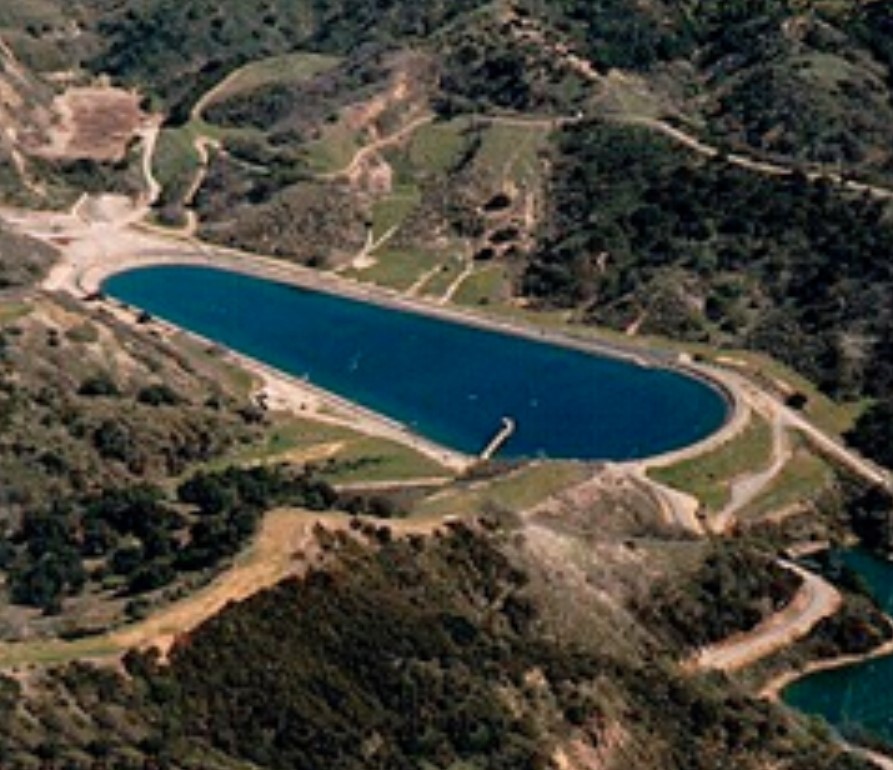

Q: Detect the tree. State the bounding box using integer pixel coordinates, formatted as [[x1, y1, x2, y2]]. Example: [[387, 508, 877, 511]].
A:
[[847, 400, 893, 470]]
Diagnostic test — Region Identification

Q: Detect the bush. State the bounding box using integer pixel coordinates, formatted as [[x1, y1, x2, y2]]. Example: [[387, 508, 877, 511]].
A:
[[847, 400, 893, 470], [137, 383, 183, 407], [78, 374, 121, 398]]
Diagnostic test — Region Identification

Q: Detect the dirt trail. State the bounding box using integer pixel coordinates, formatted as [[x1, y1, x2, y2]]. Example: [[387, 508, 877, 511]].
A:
[[683, 367, 893, 520], [138, 122, 162, 206], [343, 224, 398, 271], [178, 135, 220, 235], [438, 257, 475, 305], [712, 407, 791, 533], [691, 561, 842, 671], [324, 113, 434, 181], [528, 15, 893, 202], [183, 136, 218, 207], [406, 263, 443, 296], [627, 116, 893, 201], [629, 467, 703, 534], [0, 509, 448, 668], [191, 69, 242, 123], [778, 399, 893, 492], [858, 749, 893, 770], [114, 508, 448, 657], [112, 508, 321, 656], [0, 509, 318, 667]]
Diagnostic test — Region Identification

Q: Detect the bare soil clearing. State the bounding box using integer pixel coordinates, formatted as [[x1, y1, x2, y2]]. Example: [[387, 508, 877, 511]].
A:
[[24, 86, 148, 163]]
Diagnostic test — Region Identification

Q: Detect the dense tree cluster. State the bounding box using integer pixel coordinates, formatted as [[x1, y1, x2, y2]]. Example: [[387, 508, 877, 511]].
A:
[[639, 542, 801, 651], [847, 400, 893, 471], [524, 0, 694, 70], [2, 466, 337, 614], [436, 15, 588, 115], [525, 122, 893, 399], [0, 315, 261, 517], [87, 0, 488, 116], [133, 524, 567, 770], [695, 9, 893, 178], [0, 527, 872, 769], [843, 482, 893, 554]]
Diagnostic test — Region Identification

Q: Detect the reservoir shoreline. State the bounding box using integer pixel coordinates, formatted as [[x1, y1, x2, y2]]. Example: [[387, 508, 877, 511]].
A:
[[77, 246, 740, 465], [769, 549, 893, 766]]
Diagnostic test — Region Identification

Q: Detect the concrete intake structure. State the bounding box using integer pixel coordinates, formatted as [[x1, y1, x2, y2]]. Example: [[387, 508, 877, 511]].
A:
[[480, 417, 516, 460]]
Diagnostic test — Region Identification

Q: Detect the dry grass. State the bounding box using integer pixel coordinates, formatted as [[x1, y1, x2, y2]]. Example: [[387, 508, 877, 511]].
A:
[[411, 462, 589, 522]]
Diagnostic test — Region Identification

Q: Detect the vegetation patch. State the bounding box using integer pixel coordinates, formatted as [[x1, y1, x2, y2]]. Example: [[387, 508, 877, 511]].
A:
[[846, 399, 893, 471], [738, 442, 836, 524], [345, 247, 440, 291], [639, 541, 802, 653], [320, 437, 450, 484], [453, 263, 512, 307], [201, 52, 341, 113], [0, 465, 336, 625], [370, 187, 421, 240], [411, 462, 588, 521], [0, 521, 868, 770], [649, 414, 774, 511], [526, 121, 893, 401], [406, 119, 472, 173]]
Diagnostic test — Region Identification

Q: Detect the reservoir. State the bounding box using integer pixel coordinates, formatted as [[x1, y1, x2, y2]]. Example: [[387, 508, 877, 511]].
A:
[[103, 264, 729, 460], [783, 549, 893, 750]]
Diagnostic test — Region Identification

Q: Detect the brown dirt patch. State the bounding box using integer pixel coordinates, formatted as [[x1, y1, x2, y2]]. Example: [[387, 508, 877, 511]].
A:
[[25, 87, 146, 162]]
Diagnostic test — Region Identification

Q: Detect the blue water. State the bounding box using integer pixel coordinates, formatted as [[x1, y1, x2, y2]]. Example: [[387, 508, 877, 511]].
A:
[[783, 549, 893, 748], [103, 265, 729, 460]]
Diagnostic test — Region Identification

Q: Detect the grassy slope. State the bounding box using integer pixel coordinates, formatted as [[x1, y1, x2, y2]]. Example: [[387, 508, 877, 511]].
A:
[[650, 414, 774, 511]]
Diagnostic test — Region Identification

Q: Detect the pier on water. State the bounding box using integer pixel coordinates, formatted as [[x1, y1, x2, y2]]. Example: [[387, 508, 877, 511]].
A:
[[480, 417, 516, 460]]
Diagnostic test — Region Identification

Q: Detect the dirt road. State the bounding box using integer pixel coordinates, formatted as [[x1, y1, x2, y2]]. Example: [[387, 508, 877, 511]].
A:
[[0, 509, 447, 668], [626, 116, 893, 201], [692, 561, 841, 671], [712, 406, 791, 533]]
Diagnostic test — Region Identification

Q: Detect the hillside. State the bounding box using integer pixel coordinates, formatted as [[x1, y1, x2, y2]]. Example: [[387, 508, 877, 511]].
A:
[[0, 513, 876, 770], [17, 0, 887, 405], [524, 121, 893, 400], [0, 1, 892, 768]]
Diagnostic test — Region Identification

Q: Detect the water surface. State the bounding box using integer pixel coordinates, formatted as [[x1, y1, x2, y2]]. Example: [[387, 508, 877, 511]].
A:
[[103, 265, 729, 459], [783, 549, 893, 748]]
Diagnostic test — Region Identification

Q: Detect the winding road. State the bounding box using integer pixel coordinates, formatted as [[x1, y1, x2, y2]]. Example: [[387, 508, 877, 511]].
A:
[[692, 561, 842, 672]]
